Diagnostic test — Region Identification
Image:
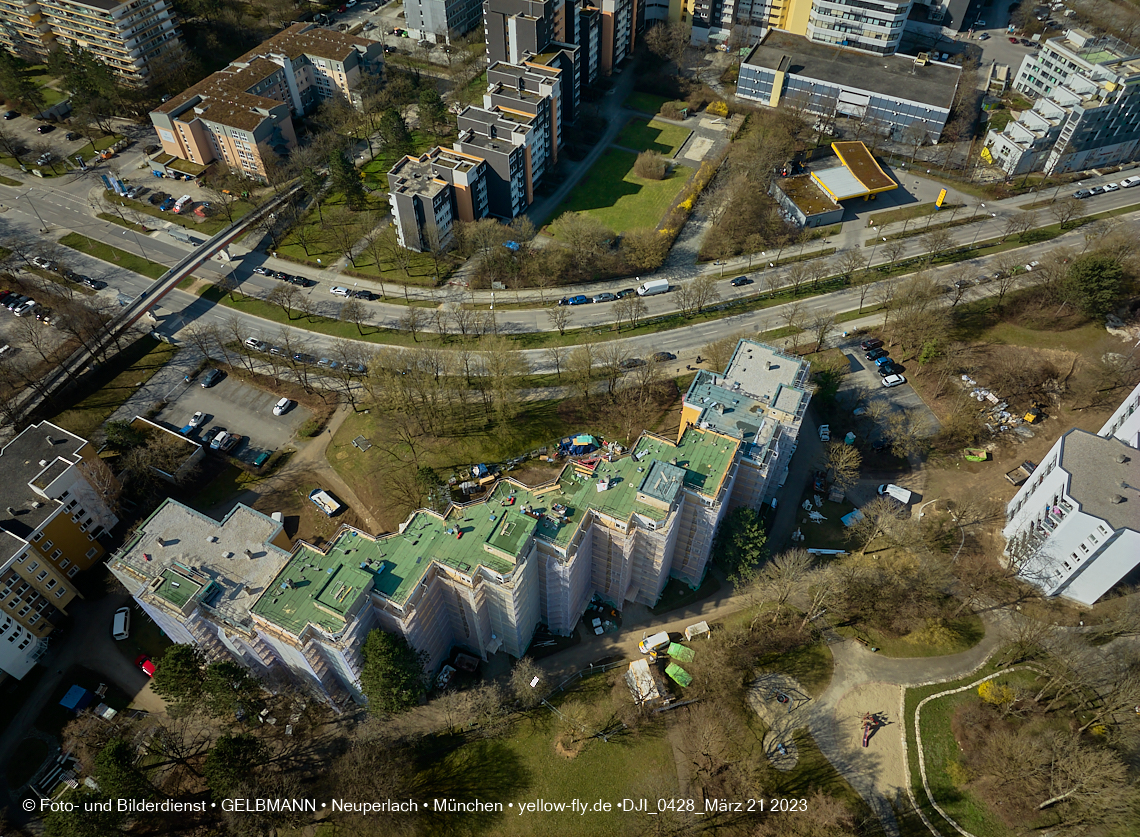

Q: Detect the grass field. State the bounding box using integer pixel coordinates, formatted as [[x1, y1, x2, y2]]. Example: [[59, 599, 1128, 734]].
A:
[[624, 91, 669, 115], [615, 118, 692, 157], [106, 189, 253, 236], [49, 337, 177, 439], [59, 232, 168, 279], [755, 641, 835, 698], [868, 201, 965, 227], [552, 149, 690, 234], [836, 614, 985, 658], [360, 130, 436, 190]]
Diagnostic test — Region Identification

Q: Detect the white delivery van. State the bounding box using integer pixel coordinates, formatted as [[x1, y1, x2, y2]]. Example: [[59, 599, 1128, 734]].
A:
[[112, 606, 131, 640], [638, 631, 670, 654], [636, 278, 670, 297], [309, 488, 344, 516], [877, 484, 913, 504]]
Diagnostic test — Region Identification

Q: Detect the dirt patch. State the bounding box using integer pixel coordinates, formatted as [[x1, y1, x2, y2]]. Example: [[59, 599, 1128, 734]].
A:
[[831, 682, 907, 803], [554, 737, 584, 759]]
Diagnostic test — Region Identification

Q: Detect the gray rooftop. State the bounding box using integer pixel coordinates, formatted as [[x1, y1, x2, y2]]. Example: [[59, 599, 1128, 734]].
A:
[[683, 371, 767, 443], [389, 155, 451, 197], [721, 340, 810, 410], [108, 500, 292, 628], [814, 166, 869, 201], [744, 31, 961, 110], [638, 460, 687, 505], [0, 422, 86, 544], [1061, 431, 1140, 532]]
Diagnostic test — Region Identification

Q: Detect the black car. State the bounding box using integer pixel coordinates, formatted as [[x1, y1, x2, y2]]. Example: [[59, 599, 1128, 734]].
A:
[[36, 124, 54, 134], [351, 289, 372, 300], [201, 368, 224, 388], [274, 271, 290, 280], [81, 277, 107, 290], [878, 361, 904, 377], [859, 338, 884, 351], [652, 351, 676, 362], [620, 358, 646, 370], [615, 288, 636, 299], [729, 276, 753, 287], [293, 352, 318, 365], [3, 110, 18, 120], [286, 275, 309, 287], [865, 347, 889, 362]]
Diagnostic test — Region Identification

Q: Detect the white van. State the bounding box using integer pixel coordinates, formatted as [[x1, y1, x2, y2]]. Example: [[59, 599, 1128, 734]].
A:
[[637, 278, 670, 297], [638, 630, 670, 654], [877, 483, 913, 504], [112, 606, 131, 640]]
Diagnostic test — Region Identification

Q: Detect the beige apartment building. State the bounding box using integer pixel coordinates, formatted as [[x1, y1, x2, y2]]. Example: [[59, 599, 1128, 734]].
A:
[[149, 23, 382, 178], [0, 0, 184, 87], [0, 421, 120, 680]]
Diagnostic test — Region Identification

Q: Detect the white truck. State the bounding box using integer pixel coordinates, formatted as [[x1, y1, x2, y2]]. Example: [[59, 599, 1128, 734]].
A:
[[877, 484, 913, 504], [636, 278, 670, 297], [309, 488, 344, 516]]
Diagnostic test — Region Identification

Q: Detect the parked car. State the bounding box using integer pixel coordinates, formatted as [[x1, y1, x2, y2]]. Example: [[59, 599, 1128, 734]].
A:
[[269, 346, 286, 357], [874, 355, 894, 366], [272, 398, 294, 416], [1008, 36, 1019, 43], [620, 358, 646, 369], [65, 131, 79, 141], [81, 277, 106, 290], [159, 197, 176, 211], [330, 286, 351, 297], [30, 256, 55, 270], [351, 289, 371, 300], [1073, 189, 1092, 199], [36, 124, 54, 134], [730, 276, 753, 286], [317, 358, 341, 370], [560, 295, 589, 305], [6, 295, 28, 310], [881, 374, 907, 388], [2, 110, 18, 119], [253, 266, 272, 275], [976, 32, 989, 40], [13, 300, 36, 317], [112, 607, 130, 640], [210, 430, 230, 450], [201, 368, 224, 388], [245, 337, 268, 351], [1104, 182, 1120, 191], [615, 288, 636, 298], [1120, 175, 1140, 188], [1088, 185, 1105, 196], [859, 338, 883, 351], [293, 352, 318, 365], [188, 411, 206, 428], [652, 351, 676, 362], [220, 433, 243, 453], [865, 348, 889, 361], [592, 292, 616, 303], [135, 654, 156, 677], [878, 361, 904, 376]]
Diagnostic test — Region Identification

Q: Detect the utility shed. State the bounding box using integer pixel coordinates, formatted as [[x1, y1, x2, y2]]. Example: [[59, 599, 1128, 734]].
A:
[[625, 658, 662, 705]]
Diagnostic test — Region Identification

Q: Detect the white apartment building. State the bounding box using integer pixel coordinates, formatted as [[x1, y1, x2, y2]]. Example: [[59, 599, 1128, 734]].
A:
[[0, 0, 184, 87], [985, 29, 1140, 176], [1003, 381, 1140, 606]]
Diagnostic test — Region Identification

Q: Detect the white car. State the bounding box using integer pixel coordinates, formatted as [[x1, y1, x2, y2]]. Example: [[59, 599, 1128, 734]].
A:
[[272, 397, 294, 416], [1104, 182, 1120, 191], [188, 411, 205, 428], [244, 337, 267, 351], [882, 374, 907, 388], [330, 286, 351, 297], [13, 300, 36, 317], [30, 256, 54, 270]]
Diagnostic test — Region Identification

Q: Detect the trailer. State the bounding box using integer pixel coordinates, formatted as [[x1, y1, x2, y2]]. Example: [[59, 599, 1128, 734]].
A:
[[1005, 460, 1036, 486], [309, 488, 344, 516]]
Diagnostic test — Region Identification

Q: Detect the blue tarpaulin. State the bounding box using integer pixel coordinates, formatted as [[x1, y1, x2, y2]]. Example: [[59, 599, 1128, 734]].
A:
[[560, 436, 597, 456], [60, 685, 94, 712]]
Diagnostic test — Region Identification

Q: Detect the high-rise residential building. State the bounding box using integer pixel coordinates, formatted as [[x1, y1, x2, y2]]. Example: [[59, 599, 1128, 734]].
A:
[[984, 29, 1140, 176], [0, 0, 185, 87], [0, 421, 120, 679], [404, 0, 484, 43], [700, 0, 913, 53], [1002, 381, 1140, 607], [106, 340, 812, 707], [148, 23, 382, 179], [388, 147, 490, 251]]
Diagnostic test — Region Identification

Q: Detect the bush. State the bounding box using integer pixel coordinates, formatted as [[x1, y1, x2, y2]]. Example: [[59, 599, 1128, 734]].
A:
[[297, 418, 321, 437], [707, 100, 729, 117], [633, 151, 667, 180], [660, 101, 685, 120]]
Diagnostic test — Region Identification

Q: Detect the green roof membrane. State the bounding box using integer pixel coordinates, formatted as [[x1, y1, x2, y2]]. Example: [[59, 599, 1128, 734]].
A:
[[154, 568, 200, 609], [253, 428, 739, 634]]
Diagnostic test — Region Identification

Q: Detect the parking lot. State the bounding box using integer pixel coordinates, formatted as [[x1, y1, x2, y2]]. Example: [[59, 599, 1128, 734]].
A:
[[154, 372, 312, 464], [837, 339, 941, 440]]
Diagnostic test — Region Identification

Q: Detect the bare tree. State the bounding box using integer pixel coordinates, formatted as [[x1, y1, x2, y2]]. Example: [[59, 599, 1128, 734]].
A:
[[821, 441, 861, 490], [399, 305, 425, 342], [544, 345, 569, 382], [808, 312, 836, 352], [919, 227, 954, 264], [1049, 196, 1085, 230], [266, 282, 302, 319], [1001, 210, 1037, 243], [546, 305, 571, 336], [596, 342, 630, 396], [339, 299, 372, 334]]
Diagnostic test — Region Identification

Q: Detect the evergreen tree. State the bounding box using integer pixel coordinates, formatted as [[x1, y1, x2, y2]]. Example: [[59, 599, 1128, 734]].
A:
[[378, 108, 412, 154], [150, 644, 205, 712], [93, 738, 152, 799], [359, 629, 427, 715], [1064, 254, 1124, 319], [418, 88, 448, 135], [204, 734, 268, 798], [201, 659, 261, 719], [712, 506, 769, 582], [327, 148, 366, 209]]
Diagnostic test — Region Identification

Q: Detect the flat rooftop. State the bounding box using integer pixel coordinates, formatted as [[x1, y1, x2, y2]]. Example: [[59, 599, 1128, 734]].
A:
[[109, 501, 291, 627], [683, 372, 769, 444], [250, 428, 740, 632], [744, 31, 960, 110], [389, 154, 450, 196], [831, 142, 896, 193], [777, 174, 840, 216], [1061, 431, 1140, 532], [0, 422, 86, 543]]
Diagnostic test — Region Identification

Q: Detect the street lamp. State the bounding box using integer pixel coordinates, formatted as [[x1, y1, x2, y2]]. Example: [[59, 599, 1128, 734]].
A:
[[971, 201, 986, 220], [868, 235, 887, 268], [971, 213, 997, 246]]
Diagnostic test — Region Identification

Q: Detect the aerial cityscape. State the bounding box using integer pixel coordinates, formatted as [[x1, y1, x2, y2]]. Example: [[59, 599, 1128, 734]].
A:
[[1, 0, 1139, 834]]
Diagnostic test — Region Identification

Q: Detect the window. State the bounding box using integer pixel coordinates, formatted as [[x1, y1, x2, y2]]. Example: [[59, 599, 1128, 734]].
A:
[[85, 547, 97, 559], [41, 541, 52, 551], [1079, 543, 1089, 553], [28, 614, 38, 625], [46, 579, 56, 590], [27, 562, 38, 572], [59, 559, 69, 569], [54, 588, 66, 599], [36, 571, 47, 582], [67, 567, 79, 578], [51, 550, 61, 560], [16, 555, 25, 563], [31, 532, 42, 542], [1089, 533, 1098, 545]]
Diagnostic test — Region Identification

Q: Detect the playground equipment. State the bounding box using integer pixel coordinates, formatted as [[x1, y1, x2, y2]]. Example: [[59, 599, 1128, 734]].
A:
[[861, 712, 885, 747]]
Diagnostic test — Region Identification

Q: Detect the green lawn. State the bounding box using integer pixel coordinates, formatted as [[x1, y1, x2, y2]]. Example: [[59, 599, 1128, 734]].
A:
[[836, 613, 985, 658], [49, 337, 177, 439], [614, 118, 692, 157], [624, 91, 669, 115], [0, 174, 20, 186], [59, 232, 168, 280], [868, 201, 964, 227], [360, 130, 436, 189], [754, 641, 835, 698], [552, 149, 691, 234]]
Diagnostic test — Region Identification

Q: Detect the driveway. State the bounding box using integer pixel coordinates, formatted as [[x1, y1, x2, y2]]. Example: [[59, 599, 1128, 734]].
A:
[[154, 371, 311, 463]]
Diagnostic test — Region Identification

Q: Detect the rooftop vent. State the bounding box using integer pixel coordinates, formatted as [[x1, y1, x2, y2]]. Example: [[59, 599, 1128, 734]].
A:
[[206, 536, 218, 543], [39, 459, 47, 467], [44, 436, 54, 445], [1118, 454, 1130, 463], [245, 549, 254, 559], [1111, 495, 1126, 504], [5, 507, 14, 515]]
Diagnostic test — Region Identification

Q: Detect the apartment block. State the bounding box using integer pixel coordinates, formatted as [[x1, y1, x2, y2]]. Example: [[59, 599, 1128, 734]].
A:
[[0, 421, 119, 679], [984, 29, 1140, 176], [0, 0, 184, 87], [404, 0, 484, 42], [388, 147, 489, 251], [149, 23, 381, 178], [1002, 381, 1140, 607], [736, 30, 959, 142], [105, 341, 811, 706]]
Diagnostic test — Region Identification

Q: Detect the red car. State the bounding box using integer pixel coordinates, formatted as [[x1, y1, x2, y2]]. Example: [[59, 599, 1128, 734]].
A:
[[1008, 36, 1019, 43], [135, 654, 156, 677]]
